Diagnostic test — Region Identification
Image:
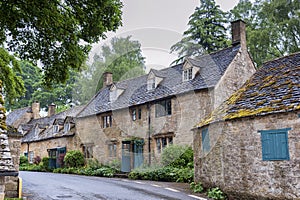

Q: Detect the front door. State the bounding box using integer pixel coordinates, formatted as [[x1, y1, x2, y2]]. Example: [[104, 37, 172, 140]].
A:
[[121, 141, 131, 172], [133, 140, 144, 168]]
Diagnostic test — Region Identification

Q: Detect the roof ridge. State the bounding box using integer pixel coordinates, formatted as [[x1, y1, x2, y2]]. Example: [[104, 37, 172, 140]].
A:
[[262, 51, 300, 66]]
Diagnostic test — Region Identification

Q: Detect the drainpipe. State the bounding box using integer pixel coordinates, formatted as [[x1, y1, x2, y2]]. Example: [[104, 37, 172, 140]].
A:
[[147, 103, 151, 166]]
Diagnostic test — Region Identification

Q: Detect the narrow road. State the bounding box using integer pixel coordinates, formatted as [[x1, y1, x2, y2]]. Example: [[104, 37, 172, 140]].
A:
[[20, 171, 207, 200]]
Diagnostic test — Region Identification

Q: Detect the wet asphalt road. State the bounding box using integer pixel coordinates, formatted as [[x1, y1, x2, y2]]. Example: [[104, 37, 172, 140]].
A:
[[20, 171, 205, 200]]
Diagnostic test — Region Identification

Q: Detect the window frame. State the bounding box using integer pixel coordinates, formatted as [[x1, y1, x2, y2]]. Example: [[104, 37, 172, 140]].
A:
[[108, 143, 117, 157], [147, 78, 156, 91], [53, 125, 59, 133], [102, 114, 113, 128], [183, 67, 193, 81], [155, 99, 172, 117], [155, 135, 174, 153], [201, 128, 210, 152], [64, 123, 70, 132], [82, 144, 93, 159], [259, 128, 291, 161]]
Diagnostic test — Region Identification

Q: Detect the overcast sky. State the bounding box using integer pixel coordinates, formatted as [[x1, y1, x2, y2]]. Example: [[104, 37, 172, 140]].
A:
[[90, 0, 239, 71]]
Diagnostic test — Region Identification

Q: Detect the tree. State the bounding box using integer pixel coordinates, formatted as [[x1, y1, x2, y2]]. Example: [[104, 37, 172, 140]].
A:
[[229, 0, 300, 66], [0, 48, 24, 104], [0, 0, 123, 86], [170, 0, 229, 63], [73, 36, 146, 104], [5, 61, 41, 111]]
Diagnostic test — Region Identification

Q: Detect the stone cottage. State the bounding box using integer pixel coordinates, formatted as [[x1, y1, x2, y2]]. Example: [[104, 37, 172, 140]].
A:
[[7, 102, 83, 167], [76, 20, 256, 172], [193, 52, 300, 199], [20, 105, 83, 166]]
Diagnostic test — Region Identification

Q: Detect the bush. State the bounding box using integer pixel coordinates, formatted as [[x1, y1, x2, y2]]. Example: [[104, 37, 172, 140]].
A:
[[41, 157, 50, 171], [161, 145, 193, 168], [190, 182, 204, 193], [207, 187, 226, 200], [33, 156, 41, 165], [20, 155, 28, 166], [64, 150, 85, 168]]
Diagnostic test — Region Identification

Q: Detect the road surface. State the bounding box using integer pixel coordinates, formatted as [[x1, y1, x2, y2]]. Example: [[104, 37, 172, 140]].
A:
[[20, 171, 207, 200]]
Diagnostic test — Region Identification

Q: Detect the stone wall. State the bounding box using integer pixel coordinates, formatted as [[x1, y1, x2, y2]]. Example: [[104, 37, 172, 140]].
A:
[[194, 111, 300, 199], [5, 134, 21, 198]]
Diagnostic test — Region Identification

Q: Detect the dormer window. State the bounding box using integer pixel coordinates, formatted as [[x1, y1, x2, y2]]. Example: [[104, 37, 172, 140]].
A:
[[53, 125, 59, 133], [64, 123, 70, 132], [147, 78, 155, 91], [183, 68, 193, 81], [109, 84, 124, 102]]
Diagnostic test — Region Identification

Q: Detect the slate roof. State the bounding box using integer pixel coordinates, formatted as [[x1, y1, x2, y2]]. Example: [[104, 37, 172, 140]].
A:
[[21, 106, 84, 143], [78, 45, 241, 117], [6, 107, 31, 126], [196, 52, 300, 128]]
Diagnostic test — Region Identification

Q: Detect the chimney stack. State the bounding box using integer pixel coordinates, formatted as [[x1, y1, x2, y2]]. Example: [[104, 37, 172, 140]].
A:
[[103, 72, 113, 88], [48, 103, 56, 117], [31, 101, 40, 119], [231, 20, 246, 49]]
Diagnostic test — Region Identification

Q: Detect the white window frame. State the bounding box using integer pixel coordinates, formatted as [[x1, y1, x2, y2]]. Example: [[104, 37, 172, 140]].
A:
[[53, 125, 59, 133], [183, 68, 193, 81], [147, 78, 155, 91]]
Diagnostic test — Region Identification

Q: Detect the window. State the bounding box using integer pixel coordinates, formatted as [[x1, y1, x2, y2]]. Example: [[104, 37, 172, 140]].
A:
[[53, 125, 59, 133], [259, 128, 290, 161], [202, 128, 210, 152], [131, 108, 142, 121], [147, 78, 155, 90], [82, 145, 93, 159], [183, 68, 193, 81], [64, 123, 70, 132], [103, 115, 112, 128], [132, 109, 136, 121], [108, 143, 117, 157], [29, 151, 34, 163], [110, 90, 117, 102], [138, 108, 142, 119], [155, 135, 173, 153], [155, 99, 172, 117]]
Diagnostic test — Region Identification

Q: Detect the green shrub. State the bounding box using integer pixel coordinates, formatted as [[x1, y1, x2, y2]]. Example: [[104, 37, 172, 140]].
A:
[[207, 187, 226, 200], [87, 159, 102, 170], [161, 145, 193, 168], [175, 167, 194, 183], [41, 157, 50, 171], [108, 159, 121, 171], [190, 182, 204, 193], [64, 150, 85, 168], [19, 155, 28, 166]]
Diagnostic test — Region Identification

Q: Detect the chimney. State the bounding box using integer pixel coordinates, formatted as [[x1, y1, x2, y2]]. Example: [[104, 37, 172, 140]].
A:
[[103, 72, 113, 87], [48, 103, 56, 117], [31, 101, 40, 119], [231, 20, 246, 49]]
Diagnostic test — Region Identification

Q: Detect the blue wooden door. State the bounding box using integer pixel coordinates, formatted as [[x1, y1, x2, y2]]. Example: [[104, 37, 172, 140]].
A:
[[121, 141, 131, 172], [133, 140, 144, 169]]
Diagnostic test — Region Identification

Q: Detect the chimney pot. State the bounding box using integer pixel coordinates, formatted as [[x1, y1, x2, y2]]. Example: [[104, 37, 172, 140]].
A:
[[48, 103, 56, 117], [31, 101, 40, 119], [231, 19, 246, 49], [103, 72, 113, 88]]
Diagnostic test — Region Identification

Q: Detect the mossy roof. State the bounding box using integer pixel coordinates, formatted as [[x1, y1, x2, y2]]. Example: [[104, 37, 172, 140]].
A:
[[196, 52, 300, 128]]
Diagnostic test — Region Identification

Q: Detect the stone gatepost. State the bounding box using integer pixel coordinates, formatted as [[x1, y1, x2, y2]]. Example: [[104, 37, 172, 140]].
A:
[[0, 81, 18, 200]]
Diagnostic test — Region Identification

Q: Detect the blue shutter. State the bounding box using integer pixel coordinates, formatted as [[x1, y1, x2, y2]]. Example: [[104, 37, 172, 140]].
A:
[[260, 128, 290, 161], [202, 128, 210, 152]]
